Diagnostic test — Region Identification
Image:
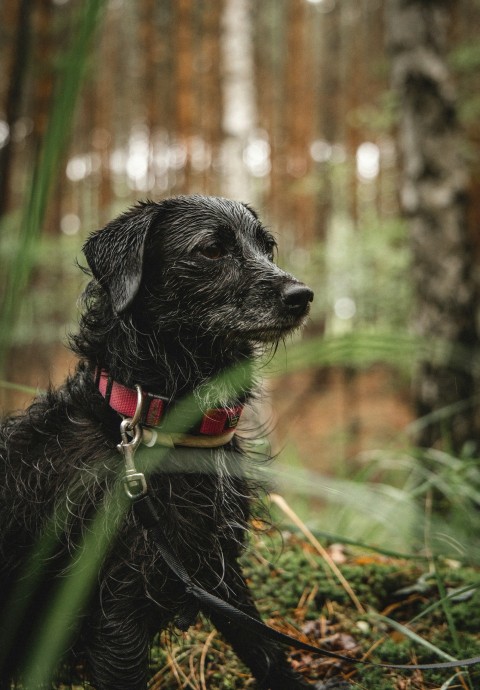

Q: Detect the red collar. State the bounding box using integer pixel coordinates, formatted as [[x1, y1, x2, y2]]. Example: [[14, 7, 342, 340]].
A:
[[96, 370, 243, 437]]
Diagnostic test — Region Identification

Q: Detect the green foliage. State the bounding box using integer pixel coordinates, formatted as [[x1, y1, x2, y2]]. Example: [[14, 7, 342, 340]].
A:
[[450, 41, 480, 73], [284, 213, 411, 336], [271, 331, 418, 376], [0, 233, 85, 346], [459, 93, 480, 125], [445, 582, 480, 634], [349, 91, 399, 133], [134, 532, 480, 690], [450, 41, 480, 124], [252, 437, 480, 564]]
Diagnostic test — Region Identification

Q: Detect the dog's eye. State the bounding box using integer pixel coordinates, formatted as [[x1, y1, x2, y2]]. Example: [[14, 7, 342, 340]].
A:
[[199, 243, 225, 260], [265, 241, 276, 261]]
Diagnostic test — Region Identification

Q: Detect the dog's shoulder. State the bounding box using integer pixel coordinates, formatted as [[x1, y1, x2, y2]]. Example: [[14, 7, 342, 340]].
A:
[[0, 362, 111, 461]]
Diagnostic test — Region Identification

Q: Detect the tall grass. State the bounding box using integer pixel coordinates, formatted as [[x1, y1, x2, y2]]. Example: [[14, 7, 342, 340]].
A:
[[0, 0, 106, 372]]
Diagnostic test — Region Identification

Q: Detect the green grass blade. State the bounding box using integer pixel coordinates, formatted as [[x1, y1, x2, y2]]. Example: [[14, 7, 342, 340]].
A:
[[0, 0, 106, 371], [373, 613, 458, 663], [0, 379, 39, 395], [21, 484, 125, 688]]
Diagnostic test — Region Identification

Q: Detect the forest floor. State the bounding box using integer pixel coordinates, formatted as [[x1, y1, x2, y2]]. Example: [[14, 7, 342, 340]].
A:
[[133, 528, 480, 690], [8, 355, 479, 690]]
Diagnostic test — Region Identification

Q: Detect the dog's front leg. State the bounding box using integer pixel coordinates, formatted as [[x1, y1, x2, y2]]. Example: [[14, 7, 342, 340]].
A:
[[82, 594, 150, 690], [205, 574, 312, 690]]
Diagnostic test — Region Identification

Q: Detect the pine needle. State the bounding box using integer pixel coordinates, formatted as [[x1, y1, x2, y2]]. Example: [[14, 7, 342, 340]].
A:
[[199, 630, 216, 690], [269, 493, 365, 614]]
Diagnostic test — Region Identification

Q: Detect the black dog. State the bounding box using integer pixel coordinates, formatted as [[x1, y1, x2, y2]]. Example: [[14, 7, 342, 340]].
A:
[[0, 195, 329, 690]]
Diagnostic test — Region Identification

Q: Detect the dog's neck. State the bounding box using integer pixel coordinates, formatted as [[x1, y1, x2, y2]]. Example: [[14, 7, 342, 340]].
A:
[[70, 283, 255, 407], [134, 340, 255, 408], [71, 301, 257, 407]]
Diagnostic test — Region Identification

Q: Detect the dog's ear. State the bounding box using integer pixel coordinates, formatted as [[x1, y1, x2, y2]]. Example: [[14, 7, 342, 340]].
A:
[[83, 203, 158, 314]]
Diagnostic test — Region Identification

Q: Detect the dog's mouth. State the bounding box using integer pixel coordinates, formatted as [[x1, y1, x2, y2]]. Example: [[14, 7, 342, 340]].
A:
[[228, 290, 314, 343], [237, 312, 311, 343]]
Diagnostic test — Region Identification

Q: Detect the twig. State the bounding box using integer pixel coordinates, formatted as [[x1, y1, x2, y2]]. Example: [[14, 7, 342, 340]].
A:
[[200, 630, 217, 690], [270, 493, 365, 614]]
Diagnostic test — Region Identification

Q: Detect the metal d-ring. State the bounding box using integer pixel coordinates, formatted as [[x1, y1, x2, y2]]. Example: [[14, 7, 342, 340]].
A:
[[121, 384, 144, 433]]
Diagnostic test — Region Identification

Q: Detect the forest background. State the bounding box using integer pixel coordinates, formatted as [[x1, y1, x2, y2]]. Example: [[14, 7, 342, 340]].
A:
[[2, 0, 480, 541], [2, 1, 480, 688]]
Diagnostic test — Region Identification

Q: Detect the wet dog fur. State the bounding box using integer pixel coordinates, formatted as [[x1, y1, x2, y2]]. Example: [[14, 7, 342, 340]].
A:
[[0, 195, 321, 690]]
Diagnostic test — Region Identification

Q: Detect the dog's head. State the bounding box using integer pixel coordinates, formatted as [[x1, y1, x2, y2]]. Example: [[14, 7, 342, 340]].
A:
[[83, 195, 313, 344]]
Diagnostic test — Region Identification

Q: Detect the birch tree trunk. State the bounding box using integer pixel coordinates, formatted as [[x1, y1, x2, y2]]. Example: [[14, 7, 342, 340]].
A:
[[220, 0, 257, 202], [386, 0, 480, 451]]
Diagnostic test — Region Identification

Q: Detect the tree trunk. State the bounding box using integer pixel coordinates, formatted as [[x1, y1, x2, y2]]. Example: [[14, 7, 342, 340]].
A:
[[386, 0, 480, 451], [220, 0, 257, 203], [174, 0, 194, 194], [198, 2, 222, 194], [0, 0, 33, 218], [283, 0, 315, 245]]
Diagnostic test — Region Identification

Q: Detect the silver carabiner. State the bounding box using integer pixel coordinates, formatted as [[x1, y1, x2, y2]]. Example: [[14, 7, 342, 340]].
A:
[[117, 416, 147, 500]]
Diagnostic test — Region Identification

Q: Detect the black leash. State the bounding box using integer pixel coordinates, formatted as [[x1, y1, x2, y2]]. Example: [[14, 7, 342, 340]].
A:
[[115, 414, 480, 675], [132, 493, 480, 674]]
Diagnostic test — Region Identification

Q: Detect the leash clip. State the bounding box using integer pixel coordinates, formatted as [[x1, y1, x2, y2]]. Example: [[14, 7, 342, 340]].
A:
[[117, 387, 148, 499]]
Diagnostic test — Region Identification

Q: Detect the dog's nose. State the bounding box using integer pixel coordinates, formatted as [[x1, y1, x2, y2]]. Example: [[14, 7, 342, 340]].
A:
[[282, 284, 314, 314]]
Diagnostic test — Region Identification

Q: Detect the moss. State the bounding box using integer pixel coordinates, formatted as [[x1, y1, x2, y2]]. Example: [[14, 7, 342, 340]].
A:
[[59, 530, 480, 690]]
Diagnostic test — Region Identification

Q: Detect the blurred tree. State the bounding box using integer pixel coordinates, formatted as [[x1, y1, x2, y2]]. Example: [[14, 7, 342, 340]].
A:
[[315, 1, 340, 236], [174, 0, 194, 194], [2, 0, 480, 460], [253, 0, 284, 224], [220, 0, 257, 202], [0, 0, 32, 218], [0, 0, 105, 375], [386, 0, 480, 451], [282, 0, 315, 244], [31, 0, 55, 155], [197, 0, 222, 194]]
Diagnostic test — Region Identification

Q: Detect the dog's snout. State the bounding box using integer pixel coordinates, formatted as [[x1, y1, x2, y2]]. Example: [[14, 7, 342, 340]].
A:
[[282, 284, 314, 314]]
